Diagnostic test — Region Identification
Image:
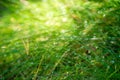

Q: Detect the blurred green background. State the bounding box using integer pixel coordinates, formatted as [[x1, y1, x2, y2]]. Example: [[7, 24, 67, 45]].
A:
[[0, 0, 120, 80]]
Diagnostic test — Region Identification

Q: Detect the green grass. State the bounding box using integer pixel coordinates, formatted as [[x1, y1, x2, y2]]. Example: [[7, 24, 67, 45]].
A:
[[0, 0, 120, 80]]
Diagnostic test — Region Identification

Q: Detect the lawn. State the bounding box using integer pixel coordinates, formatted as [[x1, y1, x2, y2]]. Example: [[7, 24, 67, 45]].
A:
[[0, 0, 120, 80]]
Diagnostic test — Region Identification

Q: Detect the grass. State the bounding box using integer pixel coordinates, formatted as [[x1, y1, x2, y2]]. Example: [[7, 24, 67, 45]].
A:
[[0, 0, 120, 80]]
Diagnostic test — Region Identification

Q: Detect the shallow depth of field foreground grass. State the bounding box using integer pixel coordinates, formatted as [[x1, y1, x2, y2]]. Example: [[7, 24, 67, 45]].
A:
[[0, 0, 120, 80]]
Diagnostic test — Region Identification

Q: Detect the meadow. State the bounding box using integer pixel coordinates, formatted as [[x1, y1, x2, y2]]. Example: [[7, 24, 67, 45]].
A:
[[0, 0, 120, 80]]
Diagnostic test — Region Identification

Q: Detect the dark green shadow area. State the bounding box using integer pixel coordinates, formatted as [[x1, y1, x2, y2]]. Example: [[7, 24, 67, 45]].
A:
[[0, 0, 22, 17], [88, 0, 104, 2]]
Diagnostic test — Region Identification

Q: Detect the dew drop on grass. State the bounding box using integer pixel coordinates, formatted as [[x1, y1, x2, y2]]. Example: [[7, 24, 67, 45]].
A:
[[103, 14, 106, 17], [110, 60, 115, 64], [1, 46, 6, 49], [4, 55, 7, 57], [53, 42, 57, 45], [62, 18, 67, 22], [30, 62, 34, 65], [61, 30, 67, 33], [119, 55, 120, 57]]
